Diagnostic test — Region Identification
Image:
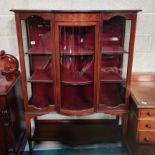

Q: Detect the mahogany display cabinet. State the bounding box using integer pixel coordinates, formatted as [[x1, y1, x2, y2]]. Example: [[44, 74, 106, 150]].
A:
[[11, 9, 141, 152]]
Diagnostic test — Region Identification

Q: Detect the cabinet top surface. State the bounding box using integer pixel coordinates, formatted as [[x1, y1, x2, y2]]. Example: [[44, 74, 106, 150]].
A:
[[10, 9, 142, 13], [0, 72, 19, 95], [131, 73, 155, 108]]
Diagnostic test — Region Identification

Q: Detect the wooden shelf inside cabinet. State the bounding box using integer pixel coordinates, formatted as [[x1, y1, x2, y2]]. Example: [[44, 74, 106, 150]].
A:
[[29, 95, 53, 108], [61, 99, 93, 110], [28, 70, 53, 83], [61, 71, 93, 85], [25, 52, 51, 55], [29, 56, 51, 70], [61, 48, 94, 56], [101, 96, 124, 107], [99, 82, 125, 107], [100, 72, 125, 83], [98, 104, 127, 112], [28, 46, 51, 53], [102, 46, 128, 55]]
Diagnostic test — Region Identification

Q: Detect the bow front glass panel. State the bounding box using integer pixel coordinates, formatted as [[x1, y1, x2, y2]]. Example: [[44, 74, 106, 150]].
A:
[[59, 26, 95, 111]]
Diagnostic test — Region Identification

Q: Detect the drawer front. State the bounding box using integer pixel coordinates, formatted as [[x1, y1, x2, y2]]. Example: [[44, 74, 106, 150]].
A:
[[139, 109, 155, 118], [55, 13, 99, 21], [138, 120, 155, 130], [138, 131, 155, 144], [138, 148, 155, 155]]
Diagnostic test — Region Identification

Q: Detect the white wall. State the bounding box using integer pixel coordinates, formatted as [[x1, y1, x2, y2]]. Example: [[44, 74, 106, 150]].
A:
[[0, 0, 155, 72]]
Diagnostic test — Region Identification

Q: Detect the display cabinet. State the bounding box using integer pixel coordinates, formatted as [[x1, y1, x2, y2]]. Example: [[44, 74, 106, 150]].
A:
[[11, 10, 141, 153]]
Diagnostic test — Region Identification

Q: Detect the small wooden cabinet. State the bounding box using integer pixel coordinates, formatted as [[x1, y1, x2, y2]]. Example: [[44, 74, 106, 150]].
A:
[[127, 73, 155, 155], [129, 97, 155, 144], [11, 10, 140, 152], [0, 51, 26, 154]]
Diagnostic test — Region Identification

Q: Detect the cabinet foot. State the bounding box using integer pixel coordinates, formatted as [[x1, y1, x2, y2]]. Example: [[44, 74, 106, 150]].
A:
[[28, 138, 33, 154]]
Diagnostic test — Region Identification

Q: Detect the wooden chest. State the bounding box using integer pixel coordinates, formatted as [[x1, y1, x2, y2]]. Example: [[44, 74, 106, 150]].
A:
[[127, 73, 155, 155], [0, 51, 26, 154]]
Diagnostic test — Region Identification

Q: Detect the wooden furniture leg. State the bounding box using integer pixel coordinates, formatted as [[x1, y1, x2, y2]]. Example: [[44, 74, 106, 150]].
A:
[[25, 115, 32, 154], [122, 113, 128, 137]]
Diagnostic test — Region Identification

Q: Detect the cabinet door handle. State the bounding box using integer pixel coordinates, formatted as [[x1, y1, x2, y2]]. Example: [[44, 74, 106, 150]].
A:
[[146, 112, 152, 117], [144, 137, 150, 142], [145, 124, 151, 128]]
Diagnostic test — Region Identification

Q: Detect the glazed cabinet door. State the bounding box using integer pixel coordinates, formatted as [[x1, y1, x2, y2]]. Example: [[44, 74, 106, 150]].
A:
[[17, 14, 55, 111], [55, 22, 99, 115], [99, 15, 135, 111]]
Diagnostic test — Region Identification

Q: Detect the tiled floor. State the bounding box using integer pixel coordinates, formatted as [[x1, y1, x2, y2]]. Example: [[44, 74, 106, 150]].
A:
[[23, 142, 128, 155]]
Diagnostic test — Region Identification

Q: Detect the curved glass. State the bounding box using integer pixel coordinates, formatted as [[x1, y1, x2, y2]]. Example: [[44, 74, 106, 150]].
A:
[[59, 26, 95, 111]]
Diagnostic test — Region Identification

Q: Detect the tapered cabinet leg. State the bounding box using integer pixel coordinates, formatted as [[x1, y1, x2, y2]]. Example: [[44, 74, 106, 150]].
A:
[[122, 113, 128, 137], [25, 115, 33, 154]]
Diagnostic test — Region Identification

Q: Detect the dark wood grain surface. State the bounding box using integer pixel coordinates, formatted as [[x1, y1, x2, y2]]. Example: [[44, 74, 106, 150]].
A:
[[131, 73, 155, 108]]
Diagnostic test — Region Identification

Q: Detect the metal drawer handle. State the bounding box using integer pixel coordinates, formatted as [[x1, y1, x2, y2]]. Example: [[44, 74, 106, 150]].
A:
[[145, 124, 151, 128], [144, 137, 150, 142], [146, 112, 152, 117]]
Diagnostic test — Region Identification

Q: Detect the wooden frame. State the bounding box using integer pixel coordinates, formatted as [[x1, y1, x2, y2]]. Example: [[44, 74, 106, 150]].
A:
[[54, 21, 99, 115]]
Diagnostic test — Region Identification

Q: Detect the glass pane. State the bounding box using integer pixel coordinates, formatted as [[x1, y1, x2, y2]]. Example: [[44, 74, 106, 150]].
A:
[[100, 16, 131, 107], [29, 83, 54, 108], [100, 83, 125, 106], [21, 16, 54, 108], [28, 55, 52, 82], [61, 85, 93, 110], [102, 16, 125, 53], [60, 26, 94, 55], [122, 20, 131, 79], [26, 16, 51, 52], [59, 26, 95, 110], [101, 54, 123, 82]]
